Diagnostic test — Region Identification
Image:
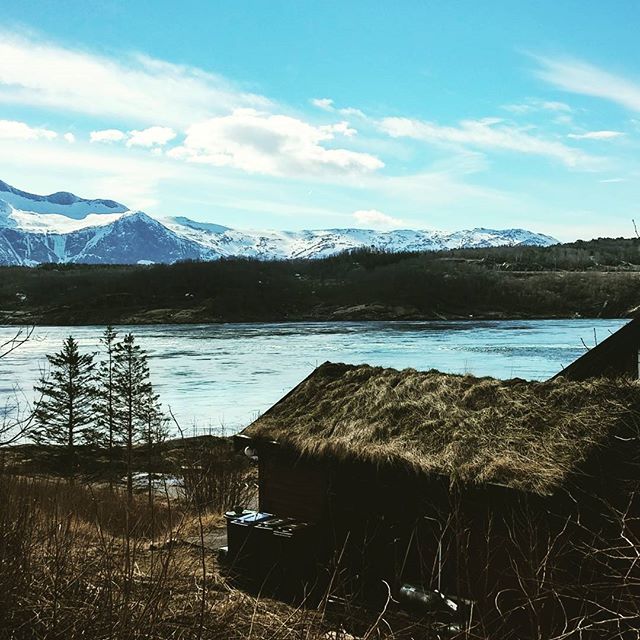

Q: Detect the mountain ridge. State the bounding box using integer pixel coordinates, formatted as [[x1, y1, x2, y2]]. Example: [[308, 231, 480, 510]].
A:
[[0, 180, 559, 266]]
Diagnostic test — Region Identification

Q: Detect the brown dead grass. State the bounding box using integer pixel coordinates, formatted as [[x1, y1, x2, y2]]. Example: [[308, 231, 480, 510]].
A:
[[0, 474, 436, 640], [245, 362, 640, 494]]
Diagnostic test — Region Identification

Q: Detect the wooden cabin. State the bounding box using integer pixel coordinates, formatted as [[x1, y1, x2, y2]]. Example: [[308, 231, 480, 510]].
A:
[[226, 323, 640, 635]]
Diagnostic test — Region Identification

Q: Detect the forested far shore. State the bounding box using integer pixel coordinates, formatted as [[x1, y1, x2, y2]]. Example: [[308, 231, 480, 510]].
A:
[[3, 237, 640, 325]]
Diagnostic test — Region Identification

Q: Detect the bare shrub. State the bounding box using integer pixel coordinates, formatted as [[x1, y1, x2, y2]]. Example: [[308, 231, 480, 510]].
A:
[[179, 439, 256, 513]]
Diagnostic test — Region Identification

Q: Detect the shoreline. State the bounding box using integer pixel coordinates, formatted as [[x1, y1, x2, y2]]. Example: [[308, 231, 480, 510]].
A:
[[0, 309, 631, 327]]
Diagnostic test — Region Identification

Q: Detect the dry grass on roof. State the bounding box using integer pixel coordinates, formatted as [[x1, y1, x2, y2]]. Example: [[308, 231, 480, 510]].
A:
[[243, 362, 640, 494]]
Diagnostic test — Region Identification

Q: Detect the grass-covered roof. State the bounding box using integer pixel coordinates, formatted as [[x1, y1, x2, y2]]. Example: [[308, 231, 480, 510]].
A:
[[243, 362, 640, 495]]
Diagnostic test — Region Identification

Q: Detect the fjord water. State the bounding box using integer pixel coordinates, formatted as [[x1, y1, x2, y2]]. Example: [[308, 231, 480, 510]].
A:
[[0, 319, 626, 435]]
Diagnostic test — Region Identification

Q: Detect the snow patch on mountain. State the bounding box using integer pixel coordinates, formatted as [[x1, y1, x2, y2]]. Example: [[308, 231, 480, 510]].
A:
[[0, 200, 125, 233], [0, 199, 17, 229], [0, 180, 127, 218]]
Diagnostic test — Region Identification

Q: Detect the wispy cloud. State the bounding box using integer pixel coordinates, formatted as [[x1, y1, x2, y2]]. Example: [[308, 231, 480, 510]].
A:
[[0, 31, 271, 127], [311, 97, 334, 111], [567, 130, 624, 140], [0, 119, 57, 140], [339, 107, 366, 118], [168, 108, 383, 177], [503, 99, 573, 114], [310, 97, 366, 119], [378, 116, 598, 168], [534, 55, 640, 112], [541, 101, 573, 112], [0, 135, 179, 209]]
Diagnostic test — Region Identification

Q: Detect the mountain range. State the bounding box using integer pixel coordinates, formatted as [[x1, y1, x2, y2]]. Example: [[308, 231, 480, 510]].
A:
[[0, 180, 558, 266]]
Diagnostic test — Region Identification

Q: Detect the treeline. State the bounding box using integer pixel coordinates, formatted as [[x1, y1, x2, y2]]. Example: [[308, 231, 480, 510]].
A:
[[2, 237, 640, 323], [450, 236, 640, 271]]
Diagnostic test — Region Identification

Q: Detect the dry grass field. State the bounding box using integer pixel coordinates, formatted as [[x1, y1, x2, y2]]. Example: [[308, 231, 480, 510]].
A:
[[0, 473, 442, 640]]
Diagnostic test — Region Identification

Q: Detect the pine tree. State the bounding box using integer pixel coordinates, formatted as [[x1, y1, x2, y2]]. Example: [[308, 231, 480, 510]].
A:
[[33, 336, 96, 473], [94, 325, 118, 483], [113, 333, 158, 502], [139, 387, 168, 456]]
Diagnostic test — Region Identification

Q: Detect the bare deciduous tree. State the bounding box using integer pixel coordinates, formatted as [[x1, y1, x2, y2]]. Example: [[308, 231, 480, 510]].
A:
[[0, 327, 36, 447]]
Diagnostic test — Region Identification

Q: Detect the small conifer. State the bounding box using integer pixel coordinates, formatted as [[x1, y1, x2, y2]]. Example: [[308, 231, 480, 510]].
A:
[[33, 336, 96, 474]]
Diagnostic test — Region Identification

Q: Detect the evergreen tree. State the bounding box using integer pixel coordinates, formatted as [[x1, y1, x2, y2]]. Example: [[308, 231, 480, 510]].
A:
[[113, 333, 157, 502], [94, 325, 118, 482], [139, 387, 168, 454], [33, 336, 96, 472], [111, 332, 165, 591]]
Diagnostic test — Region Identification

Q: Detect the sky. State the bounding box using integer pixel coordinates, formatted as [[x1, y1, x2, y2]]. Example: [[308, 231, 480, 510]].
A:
[[0, 1, 639, 240]]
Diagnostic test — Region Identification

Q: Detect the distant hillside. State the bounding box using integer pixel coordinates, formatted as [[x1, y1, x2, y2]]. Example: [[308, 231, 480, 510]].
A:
[[2, 239, 640, 324]]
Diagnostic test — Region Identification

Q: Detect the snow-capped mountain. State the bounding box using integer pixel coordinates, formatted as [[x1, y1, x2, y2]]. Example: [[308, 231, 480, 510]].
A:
[[163, 220, 557, 260], [0, 180, 558, 266], [0, 207, 207, 266]]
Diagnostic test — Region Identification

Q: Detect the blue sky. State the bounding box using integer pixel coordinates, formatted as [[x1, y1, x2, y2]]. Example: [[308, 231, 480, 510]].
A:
[[1, 1, 639, 240]]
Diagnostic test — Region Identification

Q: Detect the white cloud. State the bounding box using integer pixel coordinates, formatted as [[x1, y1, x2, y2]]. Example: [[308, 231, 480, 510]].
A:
[[63, 132, 75, 143], [90, 129, 127, 143], [0, 32, 271, 127], [379, 116, 597, 168], [311, 98, 367, 119], [127, 126, 176, 147], [567, 130, 624, 140], [599, 177, 626, 183], [311, 97, 334, 111], [534, 55, 640, 113], [169, 108, 383, 177], [320, 121, 357, 137], [0, 125, 560, 237], [90, 126, 176, 147], [353, 209, 404, 229], [0, 119, 57, 140]]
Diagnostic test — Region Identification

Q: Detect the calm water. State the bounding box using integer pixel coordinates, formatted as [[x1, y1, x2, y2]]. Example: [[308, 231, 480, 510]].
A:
[[0, 319, 626, 435]]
